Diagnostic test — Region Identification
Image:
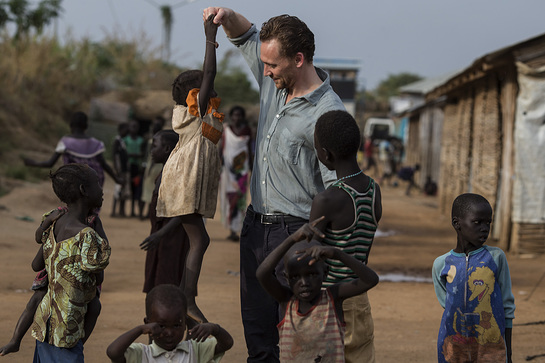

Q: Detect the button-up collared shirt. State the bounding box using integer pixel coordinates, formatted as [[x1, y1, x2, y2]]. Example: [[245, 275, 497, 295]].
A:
[[230, 25, 345, 219], [123, 338, 222, 363]]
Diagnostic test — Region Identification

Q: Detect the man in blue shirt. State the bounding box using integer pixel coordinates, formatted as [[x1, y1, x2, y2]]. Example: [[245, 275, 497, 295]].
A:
[[204, 7, 345, 362]]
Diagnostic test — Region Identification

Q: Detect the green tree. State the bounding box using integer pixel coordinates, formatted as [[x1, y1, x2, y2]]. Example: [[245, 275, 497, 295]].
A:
[[159, 5, 172, 61], [358, 72, 422, 113], [375, 72, 422, 101], [0, 0, 62, 40], [214, 49, 259, 105]]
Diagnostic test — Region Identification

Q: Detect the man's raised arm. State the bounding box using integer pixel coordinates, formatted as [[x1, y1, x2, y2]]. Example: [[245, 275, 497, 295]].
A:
[[203, 7, 252, 38]]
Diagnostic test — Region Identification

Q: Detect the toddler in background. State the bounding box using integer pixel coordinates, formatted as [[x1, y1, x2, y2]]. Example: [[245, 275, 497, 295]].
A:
[[140, 130, 189, 295]]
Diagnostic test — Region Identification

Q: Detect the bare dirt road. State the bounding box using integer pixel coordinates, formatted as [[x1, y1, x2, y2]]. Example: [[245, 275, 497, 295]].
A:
[[0, 178, 544, 362]]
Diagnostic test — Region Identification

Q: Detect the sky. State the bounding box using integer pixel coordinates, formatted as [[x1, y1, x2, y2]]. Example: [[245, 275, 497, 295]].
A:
[[54, 0, 545, 91]]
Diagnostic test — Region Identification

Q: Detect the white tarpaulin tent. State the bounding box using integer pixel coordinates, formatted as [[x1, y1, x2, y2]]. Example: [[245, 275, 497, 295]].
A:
[[513, 61, 545, 223]]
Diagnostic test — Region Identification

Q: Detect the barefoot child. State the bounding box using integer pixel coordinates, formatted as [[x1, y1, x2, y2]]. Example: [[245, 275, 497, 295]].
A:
[[111, 122, 130, 217], [0, 206, 104, 356], [155, 15, 223, 323], [106, 284, 233, 363], [432, 193, 515, 363], [256, 219, 379, 362], [140, 130, 189, 294], [13, 164, 110, 361], [310, 110, 383, 362]]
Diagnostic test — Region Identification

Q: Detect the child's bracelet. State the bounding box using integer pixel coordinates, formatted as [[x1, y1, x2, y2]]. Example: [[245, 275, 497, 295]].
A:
[[206, 40, 219, 48]]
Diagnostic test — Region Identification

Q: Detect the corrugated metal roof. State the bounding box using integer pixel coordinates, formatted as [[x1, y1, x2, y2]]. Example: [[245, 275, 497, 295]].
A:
[[427, 32, 545, 98], [314, 58, 361, 70], [399, 70, 462, 95]]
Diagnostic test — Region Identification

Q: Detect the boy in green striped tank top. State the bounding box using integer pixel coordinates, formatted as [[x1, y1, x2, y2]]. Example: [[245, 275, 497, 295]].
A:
[[311, 110, 383, 363]]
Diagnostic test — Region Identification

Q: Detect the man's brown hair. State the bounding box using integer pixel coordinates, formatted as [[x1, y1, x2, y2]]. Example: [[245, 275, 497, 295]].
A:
[[260, 14, 315, 63]]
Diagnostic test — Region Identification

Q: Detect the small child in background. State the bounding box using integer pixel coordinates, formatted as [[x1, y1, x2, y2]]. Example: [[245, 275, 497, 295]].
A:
[[256, 219, 379, 362], [432, 193, 515, 363], [112, 122, 130, 217], [25, 164, 110, 361], [311, 110, 382, 362], [397, 163, 420, 196], [155, 15, 223, 323], [23, 111, 120, 190], [219, 105, 253, 242], [0, 206, 103, 356], [106, 284, 233, 363], [124, 119, 146, 219], [141, 116, 167, 219], [139, 130, 190, 295]]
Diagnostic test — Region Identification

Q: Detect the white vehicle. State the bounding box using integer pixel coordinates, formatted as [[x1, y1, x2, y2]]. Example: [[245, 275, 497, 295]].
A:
[[363, 118, 395, 140]]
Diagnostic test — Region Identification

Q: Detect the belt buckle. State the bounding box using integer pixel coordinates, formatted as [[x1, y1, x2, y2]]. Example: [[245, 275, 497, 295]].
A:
[[260, 214, 273, 225]]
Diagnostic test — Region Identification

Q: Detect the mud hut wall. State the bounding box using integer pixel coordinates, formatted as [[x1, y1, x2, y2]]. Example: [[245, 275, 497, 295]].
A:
[[405, 115, 420, 166], [417, 110, 432, 188], [469, 75, 502, 212], [417, 107, 443, 188], [439, 93, 473, 215]]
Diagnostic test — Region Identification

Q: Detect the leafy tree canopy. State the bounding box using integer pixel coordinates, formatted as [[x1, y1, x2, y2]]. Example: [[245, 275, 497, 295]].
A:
[[215, 49, 259, 105], [357, 72, 423, 113], [375, 72, 422, 100], [0, 0, 62, 40]]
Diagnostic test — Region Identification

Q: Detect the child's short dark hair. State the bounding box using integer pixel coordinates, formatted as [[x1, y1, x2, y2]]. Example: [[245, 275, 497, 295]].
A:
[[145, 284, 187, 317], [315, 110, 361, 159], [229, 105, 246, 119], [284, 240, 323, 267], [70, 111, 88, 130], [156, 129, 179, 151], [50, 164, 96, 204], [172, 70, 203, 106], [452, 193, 491, 219], [117, 122, 129, 133]]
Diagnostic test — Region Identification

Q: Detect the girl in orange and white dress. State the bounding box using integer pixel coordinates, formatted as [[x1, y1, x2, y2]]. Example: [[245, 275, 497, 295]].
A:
[[156, 15, 223, 324]]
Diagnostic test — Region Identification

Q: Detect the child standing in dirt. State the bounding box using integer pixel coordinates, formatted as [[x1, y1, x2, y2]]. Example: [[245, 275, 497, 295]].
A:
[[155, 14, 223, 324], [139, 130, 189, 295], [124, 119, 146, 219], [106, 284, 233, 363], [23, 111, 120, 189], [13, 164, 110, 361], [432, 193, 515, 363], [307, 110, 382, 362], [112, 122, 130, 217], [256, 218, 379, 362], [397, 163, 420, 196], [0, 204, 104, 357]]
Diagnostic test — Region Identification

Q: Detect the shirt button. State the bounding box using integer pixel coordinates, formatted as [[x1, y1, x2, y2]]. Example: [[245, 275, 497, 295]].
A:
[[263, 157, 267, 161], [267, 135, 270, 139], [262, 181, 265, 185]]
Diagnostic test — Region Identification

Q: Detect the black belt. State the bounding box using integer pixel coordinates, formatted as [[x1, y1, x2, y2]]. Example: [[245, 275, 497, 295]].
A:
[[248, 207, 307, 225]]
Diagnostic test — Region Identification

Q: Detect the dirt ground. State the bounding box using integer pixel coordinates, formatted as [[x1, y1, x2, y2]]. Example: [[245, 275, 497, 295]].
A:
[[0, 177, 544, 362]]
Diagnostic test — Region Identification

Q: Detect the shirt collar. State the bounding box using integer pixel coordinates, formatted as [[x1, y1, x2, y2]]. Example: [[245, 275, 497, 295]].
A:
[[149, 340, 190, 358], [450, 246, 486, 257], [302, 67, 331, 106]]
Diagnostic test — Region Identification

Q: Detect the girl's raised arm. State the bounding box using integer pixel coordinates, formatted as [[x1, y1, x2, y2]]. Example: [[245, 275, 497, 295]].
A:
[[199, 14, 219, 117]]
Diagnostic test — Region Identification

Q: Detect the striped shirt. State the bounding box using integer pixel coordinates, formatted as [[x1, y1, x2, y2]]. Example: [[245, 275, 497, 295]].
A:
[[322, 178, 378, 286], [278, 289, 345, 362]]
